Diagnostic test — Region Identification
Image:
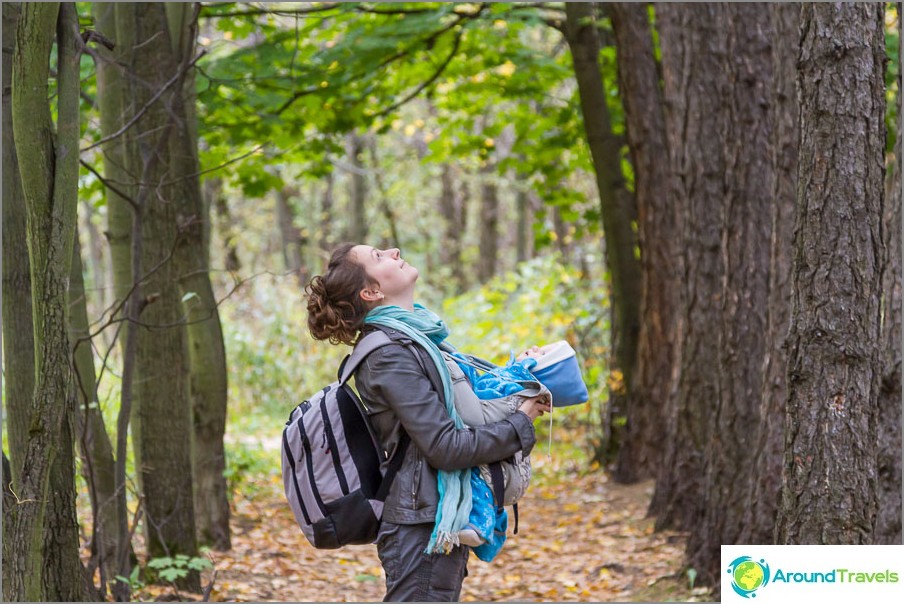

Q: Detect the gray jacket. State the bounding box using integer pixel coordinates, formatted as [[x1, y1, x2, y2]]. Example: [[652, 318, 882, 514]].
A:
[[353, 326, 537, 525]]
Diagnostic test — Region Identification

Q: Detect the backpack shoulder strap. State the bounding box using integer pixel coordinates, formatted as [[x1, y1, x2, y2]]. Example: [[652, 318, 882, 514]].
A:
[[338, 330, 394, 384]]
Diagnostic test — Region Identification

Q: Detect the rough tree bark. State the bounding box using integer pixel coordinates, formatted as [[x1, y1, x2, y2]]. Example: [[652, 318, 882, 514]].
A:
[[875, 7, 902, 544], [648, 3, 726, 532], [608, 2, 681, 484], [688, 4, 774, 585], [8, 3, 85, 600], [739, 3, 800, 546], [776, 3, 886, 544]]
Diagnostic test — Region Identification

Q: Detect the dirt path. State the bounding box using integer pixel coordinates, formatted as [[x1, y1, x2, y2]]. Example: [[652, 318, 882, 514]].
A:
[[137, 454, 708, 602]]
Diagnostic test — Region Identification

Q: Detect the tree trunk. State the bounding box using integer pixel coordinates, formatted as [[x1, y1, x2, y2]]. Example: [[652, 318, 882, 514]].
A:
[[648, 3, 725, 532], [477, 169, 499, 284], [207, 177, 241, 272], [345, 132, 368, 242], [276, 184, 306, 284], [686, 5, 774, 586], [9, 3, 85, 600], [608, 2, 681, 485], [121, 3, 200, 584], [776, 3, 886, 544], [319, 172, 335, 258], [165, 1, 231, 551], [874, 8, 902, 544], [439, 164, 466, 291], [564, 2, 642, 464], [739, 3, 800, 546], [515, 187, 531, 264], [70, 234, 120, 597], [2, 0, 33, 489]]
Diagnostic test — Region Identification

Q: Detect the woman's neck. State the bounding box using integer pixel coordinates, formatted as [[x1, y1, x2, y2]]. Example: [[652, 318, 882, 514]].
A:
[[380, 295, 414, 312]]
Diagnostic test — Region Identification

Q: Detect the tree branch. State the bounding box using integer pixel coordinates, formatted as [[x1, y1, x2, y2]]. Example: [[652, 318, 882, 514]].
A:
[[80, 50, 206, 154]]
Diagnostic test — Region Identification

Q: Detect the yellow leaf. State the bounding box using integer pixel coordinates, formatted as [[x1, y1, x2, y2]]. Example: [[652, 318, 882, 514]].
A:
[[496, 61, 516, 77]]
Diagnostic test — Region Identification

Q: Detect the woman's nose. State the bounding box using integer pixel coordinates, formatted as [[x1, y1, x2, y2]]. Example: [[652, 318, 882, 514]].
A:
[[388, 248, 400, 259]]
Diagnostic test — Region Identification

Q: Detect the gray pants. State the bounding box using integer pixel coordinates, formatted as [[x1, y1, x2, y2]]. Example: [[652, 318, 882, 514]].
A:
[[377, 522, 470, 602]]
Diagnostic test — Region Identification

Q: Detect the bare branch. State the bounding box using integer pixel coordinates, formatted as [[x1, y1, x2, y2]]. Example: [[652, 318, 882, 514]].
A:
[[80, 50, 206, 154]]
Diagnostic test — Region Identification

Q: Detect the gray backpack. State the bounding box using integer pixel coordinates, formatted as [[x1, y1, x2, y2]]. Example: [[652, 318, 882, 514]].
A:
[[281, 331, 407, 549]]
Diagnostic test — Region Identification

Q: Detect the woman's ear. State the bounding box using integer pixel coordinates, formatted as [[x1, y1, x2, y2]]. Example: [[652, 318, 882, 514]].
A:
[[360, 288, 384, 302]]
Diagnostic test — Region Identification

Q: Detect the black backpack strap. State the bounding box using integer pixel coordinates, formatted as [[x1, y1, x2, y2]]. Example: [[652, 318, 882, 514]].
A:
[[338, 330, 394, 384], [488, 461, 506, 510], [375, 432, 410, 501]]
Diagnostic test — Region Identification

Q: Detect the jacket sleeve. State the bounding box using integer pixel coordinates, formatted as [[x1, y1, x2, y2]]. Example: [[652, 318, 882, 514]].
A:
[[356, 342, 536, 471]]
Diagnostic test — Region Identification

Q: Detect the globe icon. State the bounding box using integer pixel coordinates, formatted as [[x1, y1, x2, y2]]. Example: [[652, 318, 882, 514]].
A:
[[733, 560, 765, 592]]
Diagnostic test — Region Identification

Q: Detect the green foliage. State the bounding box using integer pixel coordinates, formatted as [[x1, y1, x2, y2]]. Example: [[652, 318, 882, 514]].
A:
[[146, 553, 213, 583], [441, 253, 610, 438]]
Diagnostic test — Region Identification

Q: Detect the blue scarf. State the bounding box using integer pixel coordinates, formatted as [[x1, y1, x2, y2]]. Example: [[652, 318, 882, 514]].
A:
[[364, 304, 472, 554]]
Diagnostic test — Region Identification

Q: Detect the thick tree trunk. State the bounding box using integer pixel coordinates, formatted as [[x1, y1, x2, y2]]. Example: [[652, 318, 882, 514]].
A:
[[319, 172, 335, 257], [776, 3, 886, 544], [9, 4, 85, 600], [121, 4, 200, 584], [739, 3, 800, 546], [608, 2, 681, 484], [564, 2, 641, 463], [874, 14, 902, 544], [70, 233, 121, 593], [165, 1, 231, 551], [648, 3, 725, 532], [687, 5, 774, 586]]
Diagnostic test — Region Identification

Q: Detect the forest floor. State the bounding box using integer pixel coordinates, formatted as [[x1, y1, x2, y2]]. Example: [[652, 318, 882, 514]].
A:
[[131, 446, 713, 602]]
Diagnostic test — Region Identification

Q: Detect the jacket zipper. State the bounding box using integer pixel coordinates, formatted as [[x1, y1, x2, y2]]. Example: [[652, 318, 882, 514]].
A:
[[412, 452, 422, 505]]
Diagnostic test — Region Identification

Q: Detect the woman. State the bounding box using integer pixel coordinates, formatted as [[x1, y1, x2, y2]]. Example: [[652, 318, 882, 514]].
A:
[[305, 243, 550, 602]]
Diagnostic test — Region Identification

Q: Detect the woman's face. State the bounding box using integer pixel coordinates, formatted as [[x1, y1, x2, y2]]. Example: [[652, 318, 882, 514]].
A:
[[351, 245, 419, 303]]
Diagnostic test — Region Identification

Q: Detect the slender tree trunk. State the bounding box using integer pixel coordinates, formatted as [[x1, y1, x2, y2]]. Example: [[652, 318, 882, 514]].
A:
[[564, 2, 642, 463], [739, 3, 800, 546], [687, 5, 774, 586], [79, 200, 111, 344], [165, 1, 232, 551], [648, 3, 725, 532], [439, 164, 466, 291], [609, 2, 681, 484], [206, 177, 241, 272], [477, 168, 499, 284], [2, 4, 30, 598], [2, 0, 32, 489], [93, 5, 139, 598], [874, 8, 902, 544], [9, 4, 85, 600], [2, 452, 15, 596], [345, 132, 368, 242], [515, 188, 530, 264], [70, 234, 119, 598], [776, 3, 886, 544], [276, 184, 306, 283], [319, 172, 335, 258]]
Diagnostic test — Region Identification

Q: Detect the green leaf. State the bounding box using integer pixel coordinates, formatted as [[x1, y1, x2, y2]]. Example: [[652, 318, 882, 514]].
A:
[[159, 567, 188, 582]]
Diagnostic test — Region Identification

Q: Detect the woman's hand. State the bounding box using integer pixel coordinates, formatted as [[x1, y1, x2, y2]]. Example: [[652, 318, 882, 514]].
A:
[[518, 395, 552, 421], [517, 345, 544, 361]]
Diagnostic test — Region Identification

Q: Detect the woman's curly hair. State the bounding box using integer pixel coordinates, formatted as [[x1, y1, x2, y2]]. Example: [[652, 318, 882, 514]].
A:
[[305, 243, 375, 346]]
